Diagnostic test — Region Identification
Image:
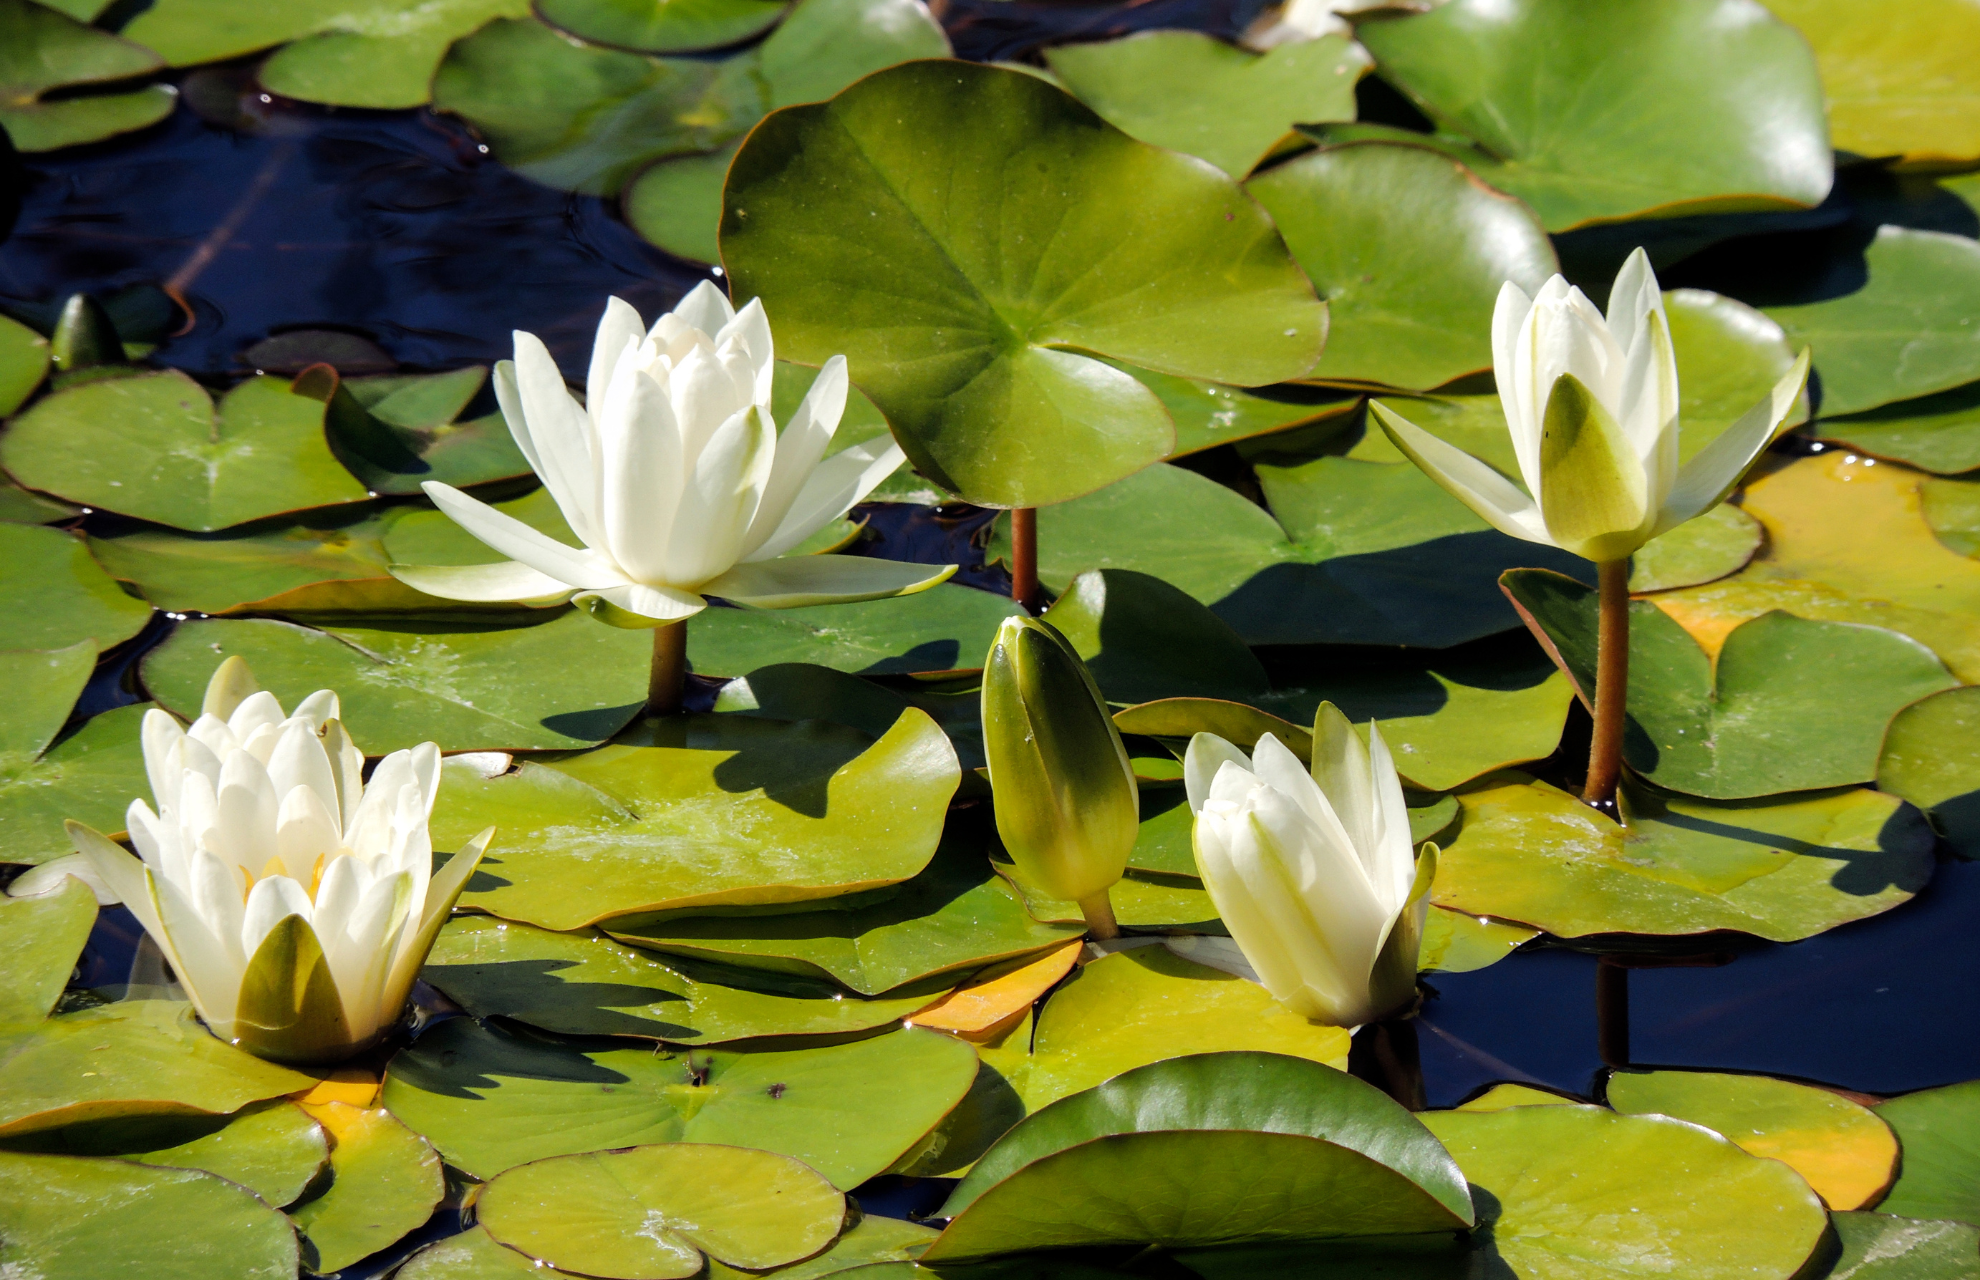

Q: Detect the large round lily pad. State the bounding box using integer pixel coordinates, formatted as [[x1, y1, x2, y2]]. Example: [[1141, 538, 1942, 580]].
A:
[[1353, 0, 1831, 231], [7, 1100, 331, 1210], [1419, 1105, 1828, 1279], [288, 1103, 444, 1275], [1819, 382, 1980, 476], [382, 1017, 977, 1187], [1433, 777, 1935, 942], [927, 1053, 1472, 1260], [0, 874, 97, 1025], [1246, 141, 1558, 390], [0, 0, 173, 153], [0, 701, 151, 865], [1873, 1080, 1980, 1226], [0, 524, 152, 654], [1877, 686, 1980, 859], [722, 59, 1325, 508]]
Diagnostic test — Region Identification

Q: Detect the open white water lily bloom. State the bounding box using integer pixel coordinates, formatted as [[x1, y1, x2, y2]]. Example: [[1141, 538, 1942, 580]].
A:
[[1371, 248, 1810, 565], [389, 282, 954, 625], [66, 657, 492, 1064], [1183, 704, 1433, 1027]]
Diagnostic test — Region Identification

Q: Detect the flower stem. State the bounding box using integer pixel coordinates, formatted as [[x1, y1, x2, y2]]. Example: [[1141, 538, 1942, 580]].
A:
[[1583, 558, 1631, 808], [1009, 507, 1041, 613], [1076, 889, 1120, 940], [647, 619, 688, 717]]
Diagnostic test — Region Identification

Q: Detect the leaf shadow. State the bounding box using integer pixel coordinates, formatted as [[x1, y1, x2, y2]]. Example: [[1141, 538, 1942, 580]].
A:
[[1645, 797, 1937, 897], [421, 959, 694, 1040]]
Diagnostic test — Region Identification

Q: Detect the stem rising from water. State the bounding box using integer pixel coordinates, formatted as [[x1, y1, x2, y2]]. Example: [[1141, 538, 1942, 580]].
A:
[[1010, 507, 1040, 613], [1584, 558, 1631, 807], [647, 619, 688, 717]]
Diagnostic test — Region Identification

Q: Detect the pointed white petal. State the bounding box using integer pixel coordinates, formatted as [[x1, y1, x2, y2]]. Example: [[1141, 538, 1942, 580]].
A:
[[573, 583, 708, 624], [667, 405, 777, 585], [745, 437, 905, 563], [1369, 402, 1553, 545], [717, 297, 775, 404], [511, 331, 604, 547], [1363, 722, 1418, 915], [213, 750, 280, 872], [7, 853, 116, 904], [1656, 349, 1812, 535], [1183, 733, 1253, 814], [68, 822, 158, 933], [240, 875, 314, 958], [670, 280, 735, 339], [388, 559, 577, 604], [1604, 247, 1664, 357], [266, 721, 337, 816], [598, 359, 689, 584], [227, 691, 285, 745], [588, 297, 646, 419], [140, 709, 187, 809], [421, 481, 623, 589], [276, 785, 344, 869], [1491, 279, 1533, 440], [702, 556, 955, 609]]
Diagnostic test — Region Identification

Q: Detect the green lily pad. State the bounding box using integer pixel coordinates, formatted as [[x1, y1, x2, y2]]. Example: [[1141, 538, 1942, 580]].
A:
[[317, 366, 531, 496], [0, 874, 96, 1024], [289, 1104, 444, 1274], [1630, 504, 1765, 593], [1246, 141, 1557, 390], [0, 1001, 314, 1138], [1433, 777, 1935, 942], [1351, 0, 1831, 231], [985, 949, 1352, 1114], [382, 1018, 978, 1186], [1457, 1084, 1581, 1112], [1607, 1070, 1898, 1209], [437, 710, 958, 929], [928, 1052, 1471, 1260], [1922, 473, 1980, 559], [1820, 1212, 1980, 1279], [1174, 1234, 1475, 1279], [1129, 364, 1358, 460], [538, 0, 787, 55], [606, 822, 1085, 994], [1504, 568, 1956, 799], [708, 1215, 935, 1279], [0, 474, 78, 525], [422, 914, 946, 1040], [0, 701, 152, 866], [1874, 1081, 1980, 1226], [1043, 568, 1268, 706], [481, 1144, 843, 1279], [692, 586, 1022, 677], [722, 59, 1325, 508], [0, 0, 173, 153], [1665, 288, 1813, 451], [1877, 686, 1980, 859], [141, 613, 650, 753], [1419, 1105, 1828, 1279], [1418, 907, 1536, 975], [0, 640, 94, 770], [1818, 382, 1980, 476], [624, 143, 740, 265], [3, 1100, 330, 1209], [0, 1150, 300, 1278], [997, 851, 1220, 930], [1765, 228, 1980, 417], [397, 1225, 584, 1277], [1043, 31, 1364, 179], [0, 313, 49, 416], [0, 524, 152, 654], [1, 371, 373, 532], [712, 663, 986, 771]]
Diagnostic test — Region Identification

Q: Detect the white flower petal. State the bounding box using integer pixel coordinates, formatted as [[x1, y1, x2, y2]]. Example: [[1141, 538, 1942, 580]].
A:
[[1183, 733, 1253, 814], [240, 875, 314, 959], [598, 357, 688, 584], [509, 331, 604, 547], [745, 436, 905, 563], [701, 555, 954, 609], [670, 279, 735, 339], [588, 297, 647, 421], [389, 559, 577, 604], [421, 481, 624, 590]]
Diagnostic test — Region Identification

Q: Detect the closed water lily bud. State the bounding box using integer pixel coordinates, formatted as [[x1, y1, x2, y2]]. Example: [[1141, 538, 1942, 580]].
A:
[[1185, 703, 1434, 1027], [981, 616, 1138, 925]]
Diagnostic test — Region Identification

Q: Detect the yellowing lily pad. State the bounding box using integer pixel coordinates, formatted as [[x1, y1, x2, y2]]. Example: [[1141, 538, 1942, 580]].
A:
[[1877, 686, 1980, 859], [288, 1103, 444, 1275], [1418, 908, 1537, 975], [905, 941, 1083, 1037], [1873, 1080, 1980, 1226]]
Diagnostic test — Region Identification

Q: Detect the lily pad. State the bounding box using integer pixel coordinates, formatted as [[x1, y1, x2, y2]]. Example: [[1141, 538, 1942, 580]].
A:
[[0, 524, 152, 654], [1245, 141, 1558, 390], [1629, 504, 1765, 594], [381, 1017, 978, 1186], [707, 1215, 936, 1279], [624, 142, 742, 265], [0, 1150, 300, 1278], [1433, 777, 1935, 942], [0, 313, 49, 416], [1131, 364, 1358, 459], [397, 1226, 585, 1278], [1874, 1080, 1980, 1226], [1419, 1105, 1828, 1279], [537, 0, 788, 55], [692, 585, 1022, 677], [721, 59, 1325, 508], [289, 1103, 445, 1275], [1043, 31, 1365, 179], [1418, 908, 1536, 975], [1, 371, 373, 532], [1821, 1212, 1980, 1280], [1607, 1069, 1898, 1209], [4, 1101, 330, 1209], [1043, 568, 1268, 706], [1877, 686, 1980, 859], [929, 1052, 1472, 1260], [1765, 228, 1980, 416], [0, 0, 173, 153], [0, 474, 78, 525], [422, 915, 945, 1040], [437, 710, 958, 929], [316, 366, 531, 496], [0, 874, 95, 1024], [1818, 382, 1980, 476], [142, 614, 651, 753], [997, 852, 1219, 930], [1504, 568, 1956, 799], [0, 1000, 314, 1138], [1352, 0, 1831, 231], [0, 701, 152, 866], [481, 1144, 844, 1279]]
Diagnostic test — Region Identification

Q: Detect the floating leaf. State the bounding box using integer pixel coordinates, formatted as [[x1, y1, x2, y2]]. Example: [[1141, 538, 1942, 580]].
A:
[[1873, 1080, 1980, 1226], [1818, 382, 1980, 476], [1822, 1212, 1980, 1280], [1877, 686, 1980, 859], [1043, 31, 1364, 179], [1630, 504, 1765, 593], [692, 586, 1022, 677], [437, 710, 958, 930], [0, 525, 152, 654], [288, 1103, 444, 1275], [1043, 568, 1268, 706], [722, 59, 1325, 508], [0, 474, 78, 525], [0, 701, 151, 866], [0, 874, 96, 1024], [706, 1215, 936, 1279], [1607, 1069, 1898, 1209], [1131, 364, 1357, 459], [998, 854, 1219, 930], [1246, 142, 1557, 390], [1420, 1105, 1828, 1279], [540, 0, 788, 55], [1352, 0, 1831, 231], [1418, 907, 1535, 975], [1433, 777, 1935, 942], [624, 143, 740, 265], [398, 1225, 580, 1277], [423, 915, 945, 1040], [1505, 568, 1955, 799], [382, 1018, 977, 1187], [142, 614, 650, 753], [2, 372, 372, 532], [1173, 1234, 1475, 1279], [0, 313, 49, 416], [315, 366, 530, 496], [0, 1150, 300, 1278], [0, 0, 173, 152], [905, 941, 1082, 1037], [6, 1101, 330, 1209]]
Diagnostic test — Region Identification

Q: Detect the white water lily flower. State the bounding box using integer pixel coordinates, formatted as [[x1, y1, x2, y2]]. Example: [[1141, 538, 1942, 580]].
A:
[[389, 282, 953, 625], [1183, 704, 1433, 1027], [1372, 248, 1810, 564], [67, 657, 491, 1064]]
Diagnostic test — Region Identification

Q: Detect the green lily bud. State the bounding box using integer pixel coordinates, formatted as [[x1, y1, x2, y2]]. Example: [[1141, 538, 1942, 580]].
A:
[[981, 615, 1137, 930]]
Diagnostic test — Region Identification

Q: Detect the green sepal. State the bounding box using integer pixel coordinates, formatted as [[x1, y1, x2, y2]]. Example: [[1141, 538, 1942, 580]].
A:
[[1367, 843, 1436, 1021], [233, 914, 356, 1066], [1538, 373, 1650, 562]]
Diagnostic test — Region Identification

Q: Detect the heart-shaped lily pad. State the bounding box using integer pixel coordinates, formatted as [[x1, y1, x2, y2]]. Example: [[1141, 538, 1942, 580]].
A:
[[997, 852, 1219, 930], [2, 371, 372, 532], [396, 1225, 580, 1277], [0, 874, 96, 1024], [537, 0, 789, 55], [1818, 382, 1980, 475], [1419, 1105, 1828, 1279], [1877, 686, 1980, 859], [0, 0, 173, 152], [0, 313, 49, 416], [398, 1221, 933, 1280], [422, 915, 947, 1040], [1245, 141, 1558, 390], [1352, 0, 1831, 231], [288, 1102, 444, 1275], [480, 1144, 844, 1279], [437, 710, 957, 929], [1873, 1080, 1980, 1226], [1043, 31, 1365, 179], [1433, 777, 1935, 942], [0, 474, 77, 525], [6, 1100, 331, 1210], [142, 614, 650, 753], [1505, 568, 1956, 799], [722, 59, 1325, 508], [927, 1052, 1472, 1260], [0, 524, 152, 654], [692, 586, 1022, 677], [381, 1017, 977, 1186]]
